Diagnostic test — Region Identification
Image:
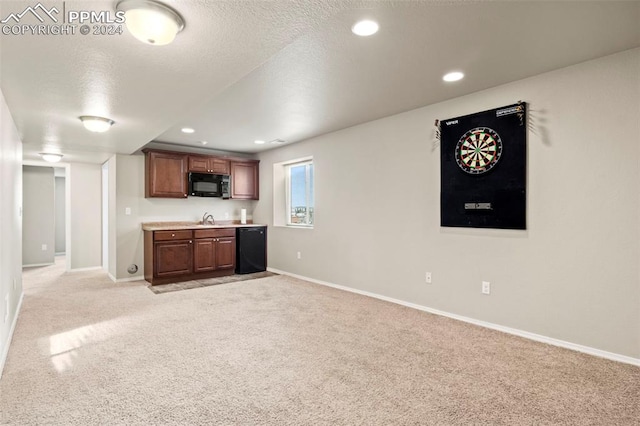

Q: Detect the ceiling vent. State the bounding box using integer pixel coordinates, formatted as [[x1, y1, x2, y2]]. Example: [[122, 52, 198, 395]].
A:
[[270, 139, 286, 145]]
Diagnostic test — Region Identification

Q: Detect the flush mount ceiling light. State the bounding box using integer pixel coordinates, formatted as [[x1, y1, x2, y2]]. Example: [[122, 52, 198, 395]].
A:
[[200, 141, 208, 145], [39, 153, 63, 163], [116, 0, 185, 46], [181, 127, 195, 134], [352, 20, 379, 36], [443, 71, 465, 82], [79, 116, 115, 133], [254, 140, 265, 145]]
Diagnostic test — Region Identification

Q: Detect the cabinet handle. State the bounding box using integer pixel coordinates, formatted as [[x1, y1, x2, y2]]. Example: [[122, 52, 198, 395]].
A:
[[171, 233, 175, 237], [189, 240, 193, 244]]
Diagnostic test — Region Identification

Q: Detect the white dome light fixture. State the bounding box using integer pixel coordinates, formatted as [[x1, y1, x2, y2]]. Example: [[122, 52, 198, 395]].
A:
[[181, 127, 195, 134], [254, 140, 265, 145], [117, 0, 185, 46], [79, 116, 115, 133], [352, 20, 379, 36], [443, 71, 465, 82], [40, 153, 63, 163]]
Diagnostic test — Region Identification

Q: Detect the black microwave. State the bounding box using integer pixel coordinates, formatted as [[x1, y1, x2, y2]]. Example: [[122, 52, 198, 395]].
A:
[[189, 173, 230, 198]]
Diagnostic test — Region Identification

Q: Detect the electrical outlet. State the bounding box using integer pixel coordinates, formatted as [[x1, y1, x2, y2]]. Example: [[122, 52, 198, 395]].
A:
[[482, 281, 491, 295], [41, 244, 47, 251], [297, 251, 301, 260], [125, 207, 131, 215], [224, 212, 230, 219], [425, 272, 432, 284]]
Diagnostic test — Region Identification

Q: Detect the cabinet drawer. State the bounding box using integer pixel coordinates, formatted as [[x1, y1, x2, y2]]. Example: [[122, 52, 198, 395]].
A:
[[154, 230, 193, 241], [194, 228, 235, 239]]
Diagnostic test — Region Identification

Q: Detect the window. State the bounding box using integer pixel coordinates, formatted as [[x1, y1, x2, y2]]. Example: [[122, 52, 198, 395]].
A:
[[286, 160, 314, 227]]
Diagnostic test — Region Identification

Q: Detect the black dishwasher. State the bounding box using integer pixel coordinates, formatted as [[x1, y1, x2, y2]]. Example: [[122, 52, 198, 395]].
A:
[[236, 226, 267, 274]]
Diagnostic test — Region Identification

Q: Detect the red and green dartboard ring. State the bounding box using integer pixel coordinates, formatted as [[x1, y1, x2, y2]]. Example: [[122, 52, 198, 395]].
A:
[[455, 127, 503, 174]]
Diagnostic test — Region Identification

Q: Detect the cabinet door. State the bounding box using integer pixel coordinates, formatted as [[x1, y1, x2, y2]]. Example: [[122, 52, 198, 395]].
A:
[[193, 238, 216, 272], [188, 156, 210, 173], [211, 158, 230, 175], [154, 241, 192, 277], [146, 151, 188, 198], [230, 161, 259, 200], [216, 237, 236, 270]]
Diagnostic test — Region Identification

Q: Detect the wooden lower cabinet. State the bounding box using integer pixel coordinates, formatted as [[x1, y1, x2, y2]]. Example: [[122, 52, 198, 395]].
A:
[[144, 228, 236, 285], [193, 239, 216, 272], [193, 236, 236, 272], [215, 237, 236, 270], [154, 240, 193, 277]]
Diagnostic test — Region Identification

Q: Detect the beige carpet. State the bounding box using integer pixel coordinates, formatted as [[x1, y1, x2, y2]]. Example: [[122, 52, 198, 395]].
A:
[[1, 259, 638, 425]]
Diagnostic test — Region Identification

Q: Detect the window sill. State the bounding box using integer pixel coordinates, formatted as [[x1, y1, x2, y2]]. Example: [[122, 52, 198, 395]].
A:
[[274, 224, 314, 230]]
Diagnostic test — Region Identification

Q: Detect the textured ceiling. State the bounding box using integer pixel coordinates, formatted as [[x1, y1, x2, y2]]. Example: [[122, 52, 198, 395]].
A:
[[1, 1, 639, 163]]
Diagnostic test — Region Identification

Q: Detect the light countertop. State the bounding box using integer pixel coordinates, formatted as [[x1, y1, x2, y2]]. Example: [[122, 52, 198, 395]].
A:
[[141, 221, 266, 231]]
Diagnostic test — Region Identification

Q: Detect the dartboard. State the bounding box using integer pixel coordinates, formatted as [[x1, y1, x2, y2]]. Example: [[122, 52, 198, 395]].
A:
[[455, 127, 503, 174]]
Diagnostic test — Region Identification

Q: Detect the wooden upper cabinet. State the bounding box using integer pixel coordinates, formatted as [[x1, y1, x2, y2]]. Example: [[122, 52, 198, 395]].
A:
[[188, 156, 210, 173], [145, 150, 188, 198], [188, 155, 230, 175], [230, 161, 259, 200]]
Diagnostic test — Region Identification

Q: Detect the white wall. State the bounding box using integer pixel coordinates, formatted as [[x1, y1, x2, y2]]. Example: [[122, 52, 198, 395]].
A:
[[68, 162, 102, 270], [22, 166, 55, 266], [255, 49, 640, 360], [0, 89, 23, 375], [113, 154, 256, 280]]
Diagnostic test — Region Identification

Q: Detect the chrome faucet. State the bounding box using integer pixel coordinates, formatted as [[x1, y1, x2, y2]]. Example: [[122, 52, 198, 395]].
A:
[[202, 212, 215, 225]]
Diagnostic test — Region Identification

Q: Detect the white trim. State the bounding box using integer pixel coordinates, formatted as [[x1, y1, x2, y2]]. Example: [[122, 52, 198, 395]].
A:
[[67, 266, 102, 273], [22, 262, 54, 268], [267, 267, 640, 367], [0, 291, 24, 379], [107, 273, 145, 283]]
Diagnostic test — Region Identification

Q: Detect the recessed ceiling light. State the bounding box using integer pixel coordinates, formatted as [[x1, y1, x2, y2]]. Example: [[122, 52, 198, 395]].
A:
[[116, 0, 185, 46], [200, 141, 208, 145], [254, 140, 265, 145], [181, 127, 195, 134], [79, 116, 114, 133], [443, 71, 464, 82], [352, 20, 379, 36], [39, 153, 63, 163]]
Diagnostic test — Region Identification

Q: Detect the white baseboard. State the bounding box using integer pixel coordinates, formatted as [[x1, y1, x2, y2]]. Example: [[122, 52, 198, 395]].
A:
[[22, 262, 54, 268], [108, 273, 145, 283], [67, 266, 103, 273], [0, 291, 24, 379], [268, 268, 640, 367]]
